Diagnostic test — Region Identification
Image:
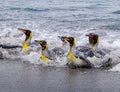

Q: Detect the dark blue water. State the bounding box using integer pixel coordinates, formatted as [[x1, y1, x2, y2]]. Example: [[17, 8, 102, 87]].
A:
[[0, 0, 120, 25]]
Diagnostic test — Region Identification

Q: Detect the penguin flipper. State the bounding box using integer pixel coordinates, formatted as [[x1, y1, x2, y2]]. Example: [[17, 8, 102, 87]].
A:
[[0, 44, 22, 49], [79, 56, 95, 68]]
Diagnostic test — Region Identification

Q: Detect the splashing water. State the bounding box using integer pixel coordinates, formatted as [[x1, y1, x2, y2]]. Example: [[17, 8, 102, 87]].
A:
[[0, 0, 120, 69]]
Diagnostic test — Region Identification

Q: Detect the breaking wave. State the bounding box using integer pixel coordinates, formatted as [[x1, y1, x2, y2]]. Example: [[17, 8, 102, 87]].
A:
[[0, 0, 120, 70]]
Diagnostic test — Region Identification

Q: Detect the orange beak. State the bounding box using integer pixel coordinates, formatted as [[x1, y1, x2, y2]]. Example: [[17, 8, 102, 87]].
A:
[[21, 30, 26, 33], [35, 40, 43, 45], [64, 37, 70, 41], [18, 28, 26, 33]]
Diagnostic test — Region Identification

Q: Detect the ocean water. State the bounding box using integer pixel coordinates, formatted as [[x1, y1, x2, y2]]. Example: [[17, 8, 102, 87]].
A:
[[0, 0, 120, 71]]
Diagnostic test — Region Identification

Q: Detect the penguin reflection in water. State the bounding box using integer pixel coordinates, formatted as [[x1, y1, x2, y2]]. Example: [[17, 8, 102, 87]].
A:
[[35, 40, 65, 64], [59, 36, 94, 68]]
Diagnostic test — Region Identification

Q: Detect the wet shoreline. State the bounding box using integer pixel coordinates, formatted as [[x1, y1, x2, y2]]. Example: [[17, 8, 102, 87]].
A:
[[0, 60, 120, 92]]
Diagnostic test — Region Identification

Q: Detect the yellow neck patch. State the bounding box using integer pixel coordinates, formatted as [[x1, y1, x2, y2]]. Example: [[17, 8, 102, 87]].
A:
[[67, 44, 75, 60], [22, 41, 29, 52], [30, 33, 32, 39], [41, 51, 51, 63], [74, 39, 76, 46], [67, 47, 87, 66], [67, 50, 76, 64]]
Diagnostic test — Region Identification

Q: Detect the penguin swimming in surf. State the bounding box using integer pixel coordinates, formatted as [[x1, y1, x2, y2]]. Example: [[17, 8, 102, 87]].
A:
[[18, 28, 32, 52], [60, 36, 94, 68], [35, 40, 65, 64]]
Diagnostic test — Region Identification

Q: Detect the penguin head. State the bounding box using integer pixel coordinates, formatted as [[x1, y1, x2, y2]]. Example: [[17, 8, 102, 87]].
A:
[[18, 28, 32, 41], [86, 33, 98, 41], [86, 33, 99, 50], [58, 36, 68, 45], [35, 40, 48, 50], [62, 37, 76, 47]]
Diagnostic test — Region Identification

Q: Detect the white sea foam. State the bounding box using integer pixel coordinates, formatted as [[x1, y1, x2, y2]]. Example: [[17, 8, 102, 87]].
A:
[[0, 0, 120, 69], [110, 64, 120, 72], [0, 26, 120, 68]]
